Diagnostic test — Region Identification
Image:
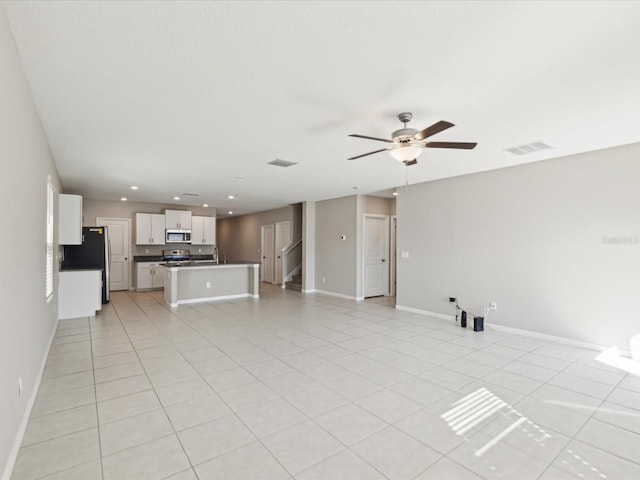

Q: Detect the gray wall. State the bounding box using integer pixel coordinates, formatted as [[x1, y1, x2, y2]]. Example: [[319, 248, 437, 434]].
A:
[[356, 195, 395, 298], [0, 8, 62, 476], [82, 198, 216, 255], [315, 196, 358, 297], [396, 142, 640, 348], [217, 204, 302, 263], [313, 195, 394, 299], [302, 201, 316, 292], [361, 195, 395, 216]]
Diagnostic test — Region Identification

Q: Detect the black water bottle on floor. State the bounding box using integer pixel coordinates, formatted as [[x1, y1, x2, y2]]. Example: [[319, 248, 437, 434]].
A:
[[474, 316, 484, 332], [461, 311, 467, 328]]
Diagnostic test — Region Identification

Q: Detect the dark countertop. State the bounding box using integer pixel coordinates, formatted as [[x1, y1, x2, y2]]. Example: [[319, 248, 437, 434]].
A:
[[134, 254, 215, 262], [133, 255, 163, 262], [60, 267, 102, 272], [161, 261, 258, 268]]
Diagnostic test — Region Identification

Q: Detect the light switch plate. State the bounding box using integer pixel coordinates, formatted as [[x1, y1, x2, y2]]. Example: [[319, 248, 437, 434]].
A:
[[401, 251, 409, 259]]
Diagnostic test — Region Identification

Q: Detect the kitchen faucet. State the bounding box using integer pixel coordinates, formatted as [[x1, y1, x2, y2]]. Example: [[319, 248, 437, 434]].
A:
[[213, 246, 219, 264]]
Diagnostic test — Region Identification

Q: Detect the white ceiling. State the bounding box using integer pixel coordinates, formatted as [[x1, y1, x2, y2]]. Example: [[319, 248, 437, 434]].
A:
[[4, 1, 640, 217]]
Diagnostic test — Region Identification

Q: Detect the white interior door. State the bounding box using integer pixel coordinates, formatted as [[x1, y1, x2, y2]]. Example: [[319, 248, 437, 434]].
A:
[[261, 224, 275, 283], [364, 215, 389, 298], [97, 217, 130, 291], [274, 221, 291, 284]]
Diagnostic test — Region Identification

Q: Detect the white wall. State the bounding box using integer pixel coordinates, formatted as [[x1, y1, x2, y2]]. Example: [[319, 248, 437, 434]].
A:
[[0, 8, 62, 477], [397, 143, 640, 348]]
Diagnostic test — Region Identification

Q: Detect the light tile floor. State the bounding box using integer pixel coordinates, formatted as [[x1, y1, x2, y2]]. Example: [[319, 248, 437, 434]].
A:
[[11, 284, 640, 479]]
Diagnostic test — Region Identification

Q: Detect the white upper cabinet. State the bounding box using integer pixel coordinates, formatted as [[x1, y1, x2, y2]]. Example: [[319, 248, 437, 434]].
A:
[[136, 213, 165, 245], [59, 193, 83, 245], [165, 209, 192, 229], [191, 216, 216, 245]]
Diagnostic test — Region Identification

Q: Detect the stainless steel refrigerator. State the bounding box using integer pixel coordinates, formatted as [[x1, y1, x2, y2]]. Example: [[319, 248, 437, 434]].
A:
[[61, 226, 110, 303]]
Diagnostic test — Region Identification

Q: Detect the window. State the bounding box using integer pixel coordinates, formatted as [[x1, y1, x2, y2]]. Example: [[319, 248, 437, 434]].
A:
[[46, 176, 55, 300]]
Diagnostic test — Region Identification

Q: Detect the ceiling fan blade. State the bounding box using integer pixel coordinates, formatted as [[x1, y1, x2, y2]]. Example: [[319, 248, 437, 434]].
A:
[[347, 148, 388, 160], [348, 134, 393, 143], [425, 141, 477, 149], [403, 159, 418, 166], [413, 120, 454, 141]]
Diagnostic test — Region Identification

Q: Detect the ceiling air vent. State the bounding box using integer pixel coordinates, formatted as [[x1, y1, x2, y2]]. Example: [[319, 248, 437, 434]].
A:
[[268, 159, 298, 168], [506, 141, 552, 156], [182, 193, 199, 197]]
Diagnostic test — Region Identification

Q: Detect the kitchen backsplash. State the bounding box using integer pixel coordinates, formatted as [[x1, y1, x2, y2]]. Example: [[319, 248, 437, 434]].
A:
[[133, 244, 215, 256]]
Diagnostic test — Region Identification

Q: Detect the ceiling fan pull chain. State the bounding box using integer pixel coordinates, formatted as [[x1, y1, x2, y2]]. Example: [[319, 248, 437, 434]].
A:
[[405, 163, 409, 192]]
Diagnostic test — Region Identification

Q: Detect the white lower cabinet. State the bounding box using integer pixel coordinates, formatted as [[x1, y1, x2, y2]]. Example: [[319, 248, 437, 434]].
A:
[[58, 270, 102, 319], [136, 262, 165, 291]]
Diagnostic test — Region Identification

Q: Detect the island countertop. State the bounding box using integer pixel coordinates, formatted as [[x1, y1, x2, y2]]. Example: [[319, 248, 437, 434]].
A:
[[161, 261, 259, 268]]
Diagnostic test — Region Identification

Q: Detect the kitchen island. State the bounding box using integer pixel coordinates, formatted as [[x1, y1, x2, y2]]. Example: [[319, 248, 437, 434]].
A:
[[162, 261, 260, 307]]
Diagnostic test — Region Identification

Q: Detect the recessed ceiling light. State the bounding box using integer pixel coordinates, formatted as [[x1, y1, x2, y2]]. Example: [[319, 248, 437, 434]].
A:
[[129, 185, 138, 190], [228, 211, 233, 215], [203, 204, 209, 207], [120, 197, 127, 201], [173, 196, 180, 200], [228, 195, 235, 199], [235, 176, 245, 179]]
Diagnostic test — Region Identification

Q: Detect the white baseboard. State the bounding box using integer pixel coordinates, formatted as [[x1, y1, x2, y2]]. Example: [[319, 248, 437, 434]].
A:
[[2, 318, 59, 480], [169, 293, 259, 307], [313, 289, 363, 301], [489, 323, 611, 353], [395, 305, 455, 321], [395, 304, 614, 353]]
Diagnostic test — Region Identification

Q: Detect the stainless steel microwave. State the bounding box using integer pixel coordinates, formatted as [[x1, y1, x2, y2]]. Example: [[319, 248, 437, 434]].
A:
[[165, 229, 191, 243]]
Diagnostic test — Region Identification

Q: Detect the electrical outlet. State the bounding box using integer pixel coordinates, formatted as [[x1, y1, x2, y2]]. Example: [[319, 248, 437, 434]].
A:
[[401, 251, 409, 259], [206, 282, 211, 288], [198, 248, 202, 253], [490, 302, 497, 311], [322, 277, 326, 283], [18, 377, 23, 396], [145, 248, 149, 254]]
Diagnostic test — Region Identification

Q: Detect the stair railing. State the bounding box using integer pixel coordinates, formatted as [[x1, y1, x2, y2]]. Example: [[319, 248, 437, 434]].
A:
[[281, 239, 302, 286]]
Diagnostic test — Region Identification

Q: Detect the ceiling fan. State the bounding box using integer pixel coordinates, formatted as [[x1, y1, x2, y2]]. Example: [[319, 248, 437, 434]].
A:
[[348, 112, 477, 166]]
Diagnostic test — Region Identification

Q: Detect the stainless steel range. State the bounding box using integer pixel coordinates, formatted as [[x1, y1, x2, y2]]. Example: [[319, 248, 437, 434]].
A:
[[161, 248, 218, 266], [162, 249, 191, 266]]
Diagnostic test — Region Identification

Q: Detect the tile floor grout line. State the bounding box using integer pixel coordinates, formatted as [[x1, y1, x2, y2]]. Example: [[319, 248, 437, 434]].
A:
[[87, 315, 107, 480], [533, 350, 633, 479], [106, 297, 201, 479], [131, 290, 397, 478], [20, 286, 640, 479]]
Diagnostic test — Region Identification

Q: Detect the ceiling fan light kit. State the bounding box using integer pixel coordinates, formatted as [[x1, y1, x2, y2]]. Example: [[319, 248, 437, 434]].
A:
[[348, 112, 477, 165], [390, 144, 423, 162]]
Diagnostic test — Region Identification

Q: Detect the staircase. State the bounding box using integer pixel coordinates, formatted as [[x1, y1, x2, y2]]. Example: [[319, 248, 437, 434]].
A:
[[285, 273, 302, 292]]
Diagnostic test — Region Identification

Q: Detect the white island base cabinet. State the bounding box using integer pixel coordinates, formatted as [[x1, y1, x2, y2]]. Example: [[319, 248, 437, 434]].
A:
[[164, 263, 259, 307], [58, 270, 102, 320]]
